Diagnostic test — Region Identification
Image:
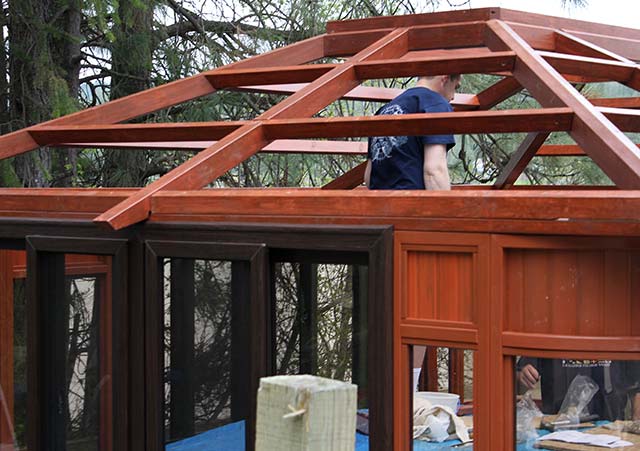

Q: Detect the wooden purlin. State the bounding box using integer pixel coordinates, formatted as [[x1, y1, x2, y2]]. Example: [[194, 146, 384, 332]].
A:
[[94, 28, 412, 232], [32, 108, 574, 146], [494, 132, 550, 189], [485, 20, 640, 189], [553, 30, 636, 63], [475, 77, 522, 110], [538, 51, 638, 84]]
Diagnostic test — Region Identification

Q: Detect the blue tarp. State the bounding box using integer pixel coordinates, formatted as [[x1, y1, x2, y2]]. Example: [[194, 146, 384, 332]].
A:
[[167, 420, 604, 451]]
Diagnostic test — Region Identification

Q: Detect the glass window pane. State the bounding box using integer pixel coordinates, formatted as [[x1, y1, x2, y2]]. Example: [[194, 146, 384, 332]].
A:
[[410, 345, 475, 450], [164, 258, 240, 450], [514, 356, 640, 450]]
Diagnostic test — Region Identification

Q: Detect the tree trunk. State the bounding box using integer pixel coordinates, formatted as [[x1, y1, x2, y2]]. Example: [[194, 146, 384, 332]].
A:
[[102, 0, 155, 187], [7, 0, 81, 187]]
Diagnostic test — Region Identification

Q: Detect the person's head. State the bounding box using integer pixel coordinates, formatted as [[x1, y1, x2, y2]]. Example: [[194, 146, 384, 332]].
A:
[[417, 74, 461, 101]]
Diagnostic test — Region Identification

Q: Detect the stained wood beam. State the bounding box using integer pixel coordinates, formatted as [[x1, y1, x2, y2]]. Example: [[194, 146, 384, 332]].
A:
[[589, 97, 640, 109], [536, 145, 585, 157], [494, 132, 550, 189], [261, 109, 573, 139], [598, 107, 640, 132], [60, 139, 369, 154], [326, 8, 495, 34], [354, 52, 515, 79], [554, 30, 635, 63], [485, 20, 640, 189], [233, 83, 479, 109], [539, 51, 636, 83], [94, 28, 412, 231], [322, 162, 367, 190], [150, 189, 640, 222], [32, 108, 573, 147], [475, 77, 522, 110], [206, 52, 516, 89], [507, 22, 640, 62]]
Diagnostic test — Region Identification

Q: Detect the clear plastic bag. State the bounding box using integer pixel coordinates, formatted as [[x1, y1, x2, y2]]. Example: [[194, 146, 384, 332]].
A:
[[556, 375, 599, 424], [516, 391, 543, 443]]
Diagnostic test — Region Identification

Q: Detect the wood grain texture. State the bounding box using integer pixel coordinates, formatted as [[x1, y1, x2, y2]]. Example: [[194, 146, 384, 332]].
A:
[[485, 20, 640, 189], [321, 162, 367, 190], [326, 8, 496, 33], [554, 30, 636, 63], [494, 132, 550, 189]]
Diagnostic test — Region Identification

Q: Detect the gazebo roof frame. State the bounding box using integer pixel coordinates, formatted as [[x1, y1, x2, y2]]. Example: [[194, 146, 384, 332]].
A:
[[0, 7, 638, 231]]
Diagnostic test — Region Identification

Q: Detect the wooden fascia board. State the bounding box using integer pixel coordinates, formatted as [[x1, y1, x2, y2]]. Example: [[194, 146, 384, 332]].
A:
[[31, 108, 573, 146], [94, 28, 413, 230], [485, 20, 640, 189], [325, 8, 497, 34], [149, 189, 640, 222]]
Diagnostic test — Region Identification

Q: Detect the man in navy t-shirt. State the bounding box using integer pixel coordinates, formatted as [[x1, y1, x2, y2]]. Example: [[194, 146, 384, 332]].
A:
[[364, 75, 460, 190]]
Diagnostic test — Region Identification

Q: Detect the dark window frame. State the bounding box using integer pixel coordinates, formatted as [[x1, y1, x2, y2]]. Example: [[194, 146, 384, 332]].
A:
[[25, 235, 128, 451]]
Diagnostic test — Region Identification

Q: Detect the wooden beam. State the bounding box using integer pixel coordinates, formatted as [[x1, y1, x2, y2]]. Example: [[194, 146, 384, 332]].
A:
[[95, 28, 412, 230], [589, 97, 640, 109], [597, 107, 640, 132], [206, 64, 336, 89], [494, 132, 550, 189], [485, 20, 640, 189], [322, 162, 367, 190], [475, 77, 522, 110], [536, 145, 585, 157], [32, 108, 573, 147], [354, 52, 515, 79], [233, 83, 479, 109], [325, 8, 495, 34], [30, 121, 245, 146], [261, 109, 573, 139], [554, 30, 636, 63], [150, 189, 640, 222], [539, 51, 636, 83], [59, 139, 369, 154], [508, 21, 640, 63], [499, 9, 640, 42], [206, 52, 516, 89]]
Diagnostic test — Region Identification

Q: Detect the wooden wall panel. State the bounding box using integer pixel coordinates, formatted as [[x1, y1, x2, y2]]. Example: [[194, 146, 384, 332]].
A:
[[404, 250, 474, 322], [503, 245, 640, 336]]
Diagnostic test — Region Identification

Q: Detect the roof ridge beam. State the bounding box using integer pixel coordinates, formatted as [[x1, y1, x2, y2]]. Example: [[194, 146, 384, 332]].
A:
[[485, 19, 640, 189]]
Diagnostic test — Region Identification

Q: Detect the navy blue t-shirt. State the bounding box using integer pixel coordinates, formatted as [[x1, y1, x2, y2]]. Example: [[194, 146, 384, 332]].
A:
[[367, 87, 455, 190]]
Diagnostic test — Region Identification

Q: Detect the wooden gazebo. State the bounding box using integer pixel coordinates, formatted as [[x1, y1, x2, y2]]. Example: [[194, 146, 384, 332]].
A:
[[0, 7, 639, 451]]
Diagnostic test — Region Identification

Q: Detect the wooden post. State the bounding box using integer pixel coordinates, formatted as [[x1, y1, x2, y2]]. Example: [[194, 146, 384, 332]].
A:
[[255, 375, 357, 451]]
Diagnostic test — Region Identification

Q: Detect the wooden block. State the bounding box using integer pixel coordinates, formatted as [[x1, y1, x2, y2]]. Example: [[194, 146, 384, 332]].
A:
[[255, 375, 357, 451]]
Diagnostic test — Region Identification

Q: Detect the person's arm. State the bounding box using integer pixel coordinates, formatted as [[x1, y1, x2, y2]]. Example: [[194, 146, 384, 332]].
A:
[[633, 392, 640, 420], [423, 143, 451, 190], [364, 159, 372, 188]]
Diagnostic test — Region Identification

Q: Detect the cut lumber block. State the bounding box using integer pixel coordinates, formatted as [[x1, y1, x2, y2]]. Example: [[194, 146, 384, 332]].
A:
[[255, 375, 357, 451]]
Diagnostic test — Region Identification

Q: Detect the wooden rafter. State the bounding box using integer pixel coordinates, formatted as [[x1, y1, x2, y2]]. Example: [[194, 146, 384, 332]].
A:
[[485, 20, 640, 189], [321, 162, 368, 190], [494, 132, 550, 189]]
